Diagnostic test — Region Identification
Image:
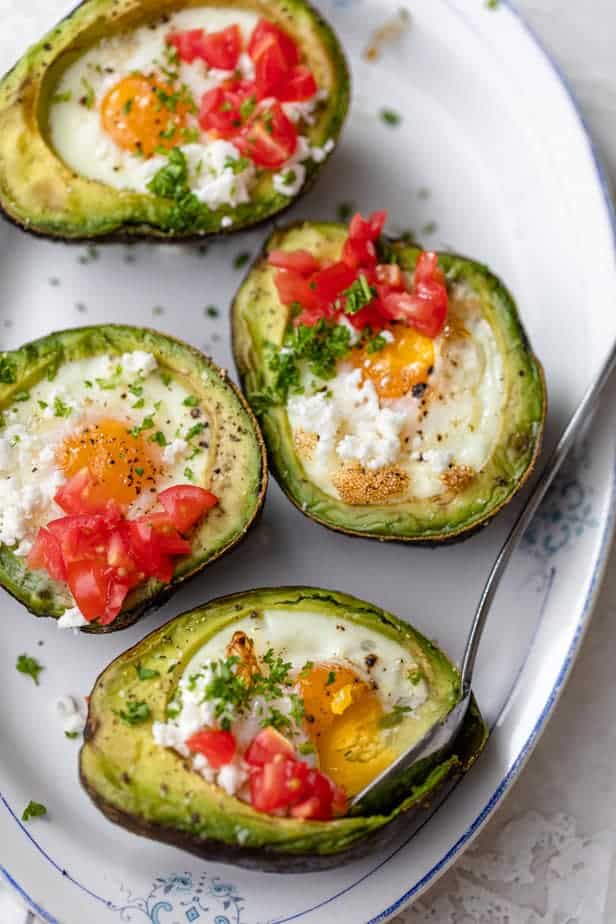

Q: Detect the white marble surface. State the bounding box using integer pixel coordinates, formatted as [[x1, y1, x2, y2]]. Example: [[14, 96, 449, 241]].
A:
[[0, 1, 615, 921]]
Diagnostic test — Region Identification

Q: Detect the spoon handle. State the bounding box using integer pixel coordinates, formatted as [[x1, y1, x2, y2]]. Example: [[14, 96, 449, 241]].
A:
[[460, 339, 616, 689]]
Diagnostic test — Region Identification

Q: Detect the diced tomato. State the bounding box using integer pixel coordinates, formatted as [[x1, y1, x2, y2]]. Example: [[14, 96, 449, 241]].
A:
[[27, 528, 66, 582], [249, 757, 311, 812], [106, 527, 138, 573], [380, 251, 448, 338], [102, 576, 138, 626], [200, 25, 242, 70], [47, 513, 114, 564], [290, 795, 330, 820], [167, 28, 207, 64], [126, 519, 173, 582], [245, 728, 296, 766], [375, 263, 404, 288], [345, 302, 388, 331], [253, 34, 291, 99], [186, 729, 237, 768], [276, 65, 318, 102], [157, 486, 218, 533], [54, 467, 110, 516], [236, 100, 297, 169], [65, 560, 113, 623], [248, 20, 299, 70], [273, 268, 321, 313], [311, 261, 357, 312], [268, 249, 320, 276], [199, 85, 243, 138], [342, 210, 387, 270], [381, 289, 448, 338]]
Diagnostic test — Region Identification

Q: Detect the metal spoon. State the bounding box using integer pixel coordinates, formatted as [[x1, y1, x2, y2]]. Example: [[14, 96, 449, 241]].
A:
[[350, 338, 616, 817]]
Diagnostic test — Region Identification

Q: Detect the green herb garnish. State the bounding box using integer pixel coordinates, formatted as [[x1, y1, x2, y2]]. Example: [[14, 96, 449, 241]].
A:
[[233, 252, 251, 270], [137, 664, 160, 681], [16, 654, 44, 685], [119, 701, 151, 725], [22, 800, 47, 821], [80, 77, 95, 109], [343, 274, 376, 314], [380, 107, 401, 126], [52, 90, 72, 104], [182, 395, 198, 407], [325, 670, 336, 686], [65, 731, 79, 739]]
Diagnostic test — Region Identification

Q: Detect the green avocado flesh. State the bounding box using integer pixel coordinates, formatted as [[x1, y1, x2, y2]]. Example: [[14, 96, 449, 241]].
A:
[[80, 587, 487, 870], [0, 325, 266, 632], [232, 222, 547, 543], [0, 0, 349, 240]]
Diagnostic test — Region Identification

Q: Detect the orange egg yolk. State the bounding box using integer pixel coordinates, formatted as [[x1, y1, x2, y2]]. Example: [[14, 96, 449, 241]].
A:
[[299, 662, 396, 796], [351, 325, 435, 399], [57, 418, 160, 506], [100, 74, 189, 157]]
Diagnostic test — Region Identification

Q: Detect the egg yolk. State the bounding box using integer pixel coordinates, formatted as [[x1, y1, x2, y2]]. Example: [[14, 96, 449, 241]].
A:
[[57, 418, 160, 506], [100, 74, 189, 157], [351, 324, 435, 399], [299, 662, 396, 796]]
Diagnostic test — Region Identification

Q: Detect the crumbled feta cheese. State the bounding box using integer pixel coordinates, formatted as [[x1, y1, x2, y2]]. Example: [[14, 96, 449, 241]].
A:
[[120, 351, 158, 377], [57, 607, 89, 629], [221, 216, 233, 228], [183, 141, 255, 210], [217, 760, 248, 796], [163, 438, 188, 465], [421, 449, 454, 474], [237, 52, 255, 81], [14, 538, 32, 557], [381, 329, 395, 343], [273, 162, 306, 197], [310, 138, 335, 163], [55, 694, 86, 734]]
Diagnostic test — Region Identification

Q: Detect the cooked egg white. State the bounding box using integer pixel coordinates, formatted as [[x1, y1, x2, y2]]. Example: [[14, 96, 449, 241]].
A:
[[0, 351, 212, 552], [287, 283, 506, 503], [48, 7, 325, 204], [153, 609, 433, 797]]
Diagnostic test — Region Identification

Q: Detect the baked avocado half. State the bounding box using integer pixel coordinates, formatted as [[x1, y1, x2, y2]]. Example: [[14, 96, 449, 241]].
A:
[[0, 0, 349, 240], [80, 587, 487, 871], [0, 325, 266, 632], [231, 220, 546, 543]]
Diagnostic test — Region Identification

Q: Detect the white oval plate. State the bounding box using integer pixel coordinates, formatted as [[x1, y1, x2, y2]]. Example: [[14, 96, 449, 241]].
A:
[[1, 0, 615, 922]]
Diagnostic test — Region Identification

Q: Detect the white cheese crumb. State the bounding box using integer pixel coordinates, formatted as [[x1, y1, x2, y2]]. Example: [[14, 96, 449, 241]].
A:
[[55, 695, 86, 734], [57, 607, 89, 629], [162, 438, 188, 465], [272, 162, 306, 197], [221, 216, 233, 228], [120, 351, 158, 377], [217, 760, 248, 796]]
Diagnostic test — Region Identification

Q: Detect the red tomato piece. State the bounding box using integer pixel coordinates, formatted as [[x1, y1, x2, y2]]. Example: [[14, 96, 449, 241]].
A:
[[276, 65, 318, 102], [273, 268, 321, 313], [381, 289, 448, 339], [47, 512, 115, 564], [236, 101, 297, 169], [65, 560, 113, 623], [245, 728, 296, 766], [166, 28, 207, 64], [200, 24, 242, 70], [289, 795, 331, 820], [414, 250, 446, 288], [249, 758, 309, 812], [186, 729, 237, 768], [102, 576, 138, 626], [342, 210, 388, 270], [267, 249, 320, 276], [157, 486, 218, 533], [311, 261, 357, 311], [199, 85, 243, 138], [248, 20, 299, 69], [253, 34, 291, 99], [126, 520, 174, 583], [54, 467, 109, 516], [375, 263, 404, 288], [27, 528, 67, 582]]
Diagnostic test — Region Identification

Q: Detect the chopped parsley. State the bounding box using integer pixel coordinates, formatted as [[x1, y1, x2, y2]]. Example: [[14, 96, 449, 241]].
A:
[[160, 371, 173, 386], [128, 383, 143, 397], [380, 107, 401, 126], [131, 415, 155, 436], [147, 148, 202, 231], [205, 305, 219, 318], [421, 221, 438, 235], [80, 77, 95, 109], [365, 331, 387, 354], [22, 800, 47, 822], [149, 430, 168, 447], [53, 397, 73, 417], [15, 391, 30, 402], [137, 664, 160, 681], [182, 394, 199, 407], [132, 397, 145, 409], [299, 660, 314, 678], [37, 399, 48, 410], [119, 701, 151, 725], [336, 201, 354, 221], [51, 90, 72, 104], [325, 670, 336, 686], [233, 252, 251, 270], [485, 0, 499, 7], [378, 702, 412, 729], [65, 731, 79, 739], [257, 319, 352, 408], [183, 466, 195, 482], [342, 274, 376, 314], [16, 653, 44, 685], [239, 95, 257, 120], [298, 741, 316, 756], [123, 98, 133, 115], [134, 466, 144, 476], [185, 421, 205, 441]]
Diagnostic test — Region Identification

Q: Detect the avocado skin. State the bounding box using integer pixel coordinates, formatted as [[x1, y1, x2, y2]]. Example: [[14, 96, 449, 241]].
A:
[[231, 222, 547, 544], [0, 0, 349, 241], [0, 324, 268, 632], [79, 586, 488, 871]]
